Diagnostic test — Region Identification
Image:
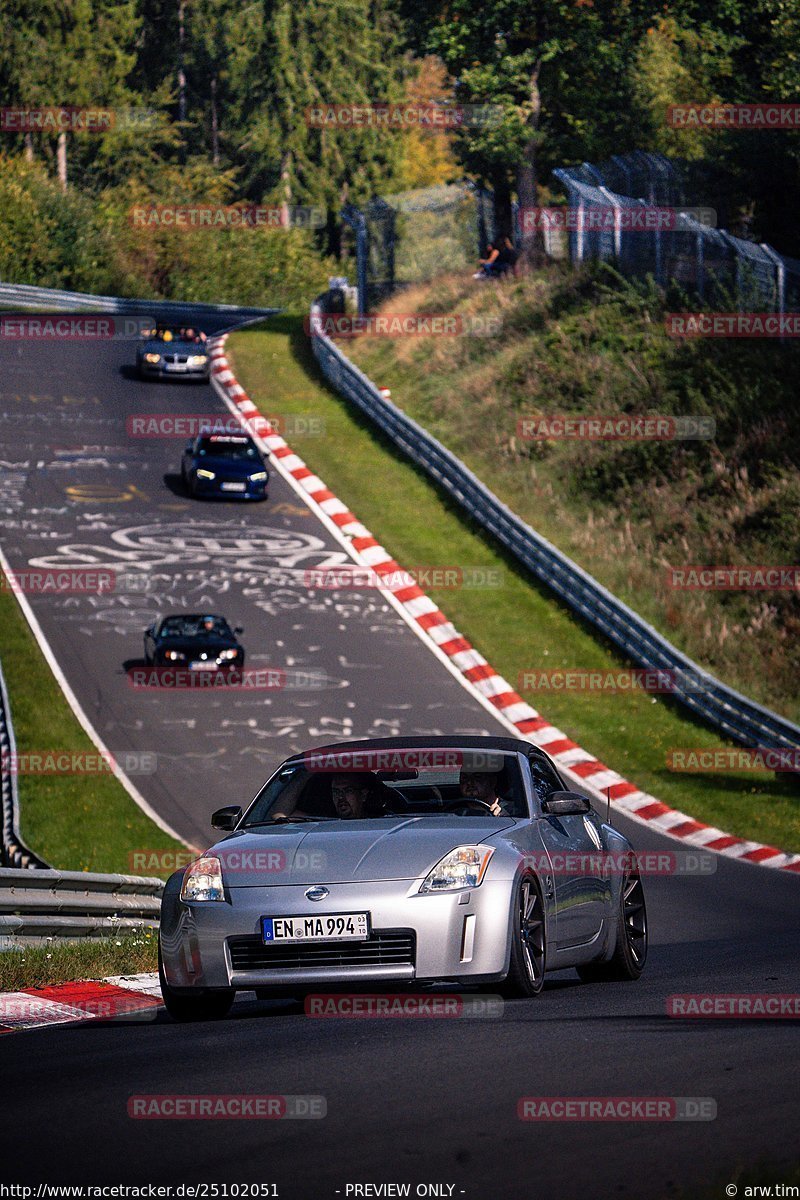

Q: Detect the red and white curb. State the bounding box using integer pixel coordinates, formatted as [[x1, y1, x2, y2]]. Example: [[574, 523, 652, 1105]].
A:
[[208, 336, 800, 875], [0, 973, 160, 1033]]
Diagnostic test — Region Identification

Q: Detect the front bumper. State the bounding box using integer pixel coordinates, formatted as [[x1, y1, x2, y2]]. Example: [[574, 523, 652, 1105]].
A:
[[160, 878, 515, 990], [138, 361, 210, 381], [191, 476, 268, 500]]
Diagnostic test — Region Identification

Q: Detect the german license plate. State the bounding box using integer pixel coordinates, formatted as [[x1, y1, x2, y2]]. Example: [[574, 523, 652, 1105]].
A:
[[221, 482, 246, 492], [261, 913, 369, 944], [189, 661, 213, 670], [164, 362, 187, 372]]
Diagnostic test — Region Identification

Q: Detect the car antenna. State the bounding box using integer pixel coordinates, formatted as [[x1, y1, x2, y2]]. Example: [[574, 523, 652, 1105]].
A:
[[606, 785, 612, 827]]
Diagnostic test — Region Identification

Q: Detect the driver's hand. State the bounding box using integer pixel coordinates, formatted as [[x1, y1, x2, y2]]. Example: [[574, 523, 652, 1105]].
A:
[[489, 800, 503, 816]]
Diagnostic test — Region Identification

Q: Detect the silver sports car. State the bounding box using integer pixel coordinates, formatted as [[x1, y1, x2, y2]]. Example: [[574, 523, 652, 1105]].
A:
[[159, 736, 648, 1020]]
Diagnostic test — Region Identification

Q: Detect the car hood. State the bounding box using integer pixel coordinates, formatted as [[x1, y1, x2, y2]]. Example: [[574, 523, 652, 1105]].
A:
[[140, 338, 201, 355], [191, 458, 263, 478], [157, 635, 237, 654], [212, 817, 516, 886]]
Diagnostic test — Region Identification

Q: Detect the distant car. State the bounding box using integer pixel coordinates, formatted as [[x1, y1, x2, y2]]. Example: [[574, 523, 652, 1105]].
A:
[[158, 735, 648, 1021], [181, 432, 269, 500], [143, 614, 245, 670], [137, 325, 210, 381]]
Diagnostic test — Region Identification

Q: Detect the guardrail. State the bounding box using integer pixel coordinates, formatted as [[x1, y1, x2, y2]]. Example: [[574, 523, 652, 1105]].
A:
[[0, 868, 163, 947], [0, 661, 49, 870], [0, 280, 279, 326], [309, 289, 800, 758]]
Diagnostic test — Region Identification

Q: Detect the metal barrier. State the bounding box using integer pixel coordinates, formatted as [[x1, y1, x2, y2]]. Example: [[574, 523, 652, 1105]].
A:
[[0, 280, 279, 326], [0, 661, 49, 870], [310, 289, 800, 756], [0, 868, 163, 946]]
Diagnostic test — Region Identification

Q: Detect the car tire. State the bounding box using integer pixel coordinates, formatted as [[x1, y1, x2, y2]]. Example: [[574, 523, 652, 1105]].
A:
[[158, 944, 235, 1022], [577, 862, 647, 983], [501, 874, 546, 998]]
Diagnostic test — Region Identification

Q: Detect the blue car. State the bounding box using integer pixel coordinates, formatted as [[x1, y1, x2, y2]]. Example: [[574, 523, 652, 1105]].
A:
[[181, 433, 270, 500]]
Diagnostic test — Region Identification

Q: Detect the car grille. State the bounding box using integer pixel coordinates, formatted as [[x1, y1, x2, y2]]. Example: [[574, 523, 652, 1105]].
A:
[[163, 354, 188, 363], [228, 930, 416, 971]]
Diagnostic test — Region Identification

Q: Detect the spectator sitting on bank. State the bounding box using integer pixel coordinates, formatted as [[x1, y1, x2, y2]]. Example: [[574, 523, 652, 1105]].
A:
[[473, 242, 502, 279], [499, 236, 519, 275]]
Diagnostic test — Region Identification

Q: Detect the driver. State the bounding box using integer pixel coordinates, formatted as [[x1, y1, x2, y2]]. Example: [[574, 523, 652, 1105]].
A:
[[201, 616, 217, 633], [459, 769, 512, 816], [330, 773, 372, 819]]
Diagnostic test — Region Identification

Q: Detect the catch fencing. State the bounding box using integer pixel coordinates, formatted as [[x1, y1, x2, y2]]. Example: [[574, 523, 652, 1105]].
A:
[[552, 151, 800, 311]]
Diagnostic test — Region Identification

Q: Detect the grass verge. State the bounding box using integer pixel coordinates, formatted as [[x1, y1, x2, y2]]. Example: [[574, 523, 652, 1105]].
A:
[[0, 587, 187, 873], [227, 314, 800, 853], [0, 928, 158, 991]]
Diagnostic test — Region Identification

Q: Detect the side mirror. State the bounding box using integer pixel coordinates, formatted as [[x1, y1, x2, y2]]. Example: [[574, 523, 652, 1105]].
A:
[[541, 790, 591, 816], [145, 624, 154, 637], [211, 805, 242, 831], [185, 440, 194, 452], [234, 626, 244, 635]]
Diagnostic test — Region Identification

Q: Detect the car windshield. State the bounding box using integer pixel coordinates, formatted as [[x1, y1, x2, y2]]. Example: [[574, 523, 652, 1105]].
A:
[[242, 749, 531, 824], [196, 436, 259, 460], [158, 615, 232, 639]]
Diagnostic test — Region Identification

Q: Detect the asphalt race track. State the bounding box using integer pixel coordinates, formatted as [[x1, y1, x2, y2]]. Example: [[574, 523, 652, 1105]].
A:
[[0, 316, 504, 847], [1, 316, 798, 1198]]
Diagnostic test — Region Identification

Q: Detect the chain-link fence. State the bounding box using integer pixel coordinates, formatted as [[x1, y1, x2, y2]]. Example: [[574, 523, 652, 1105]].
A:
[[552, 152, 800, 312], [343, 183, 494, 313], [343, 151, 800, 314]]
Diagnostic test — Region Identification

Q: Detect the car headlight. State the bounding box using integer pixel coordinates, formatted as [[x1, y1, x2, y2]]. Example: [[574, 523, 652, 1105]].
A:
[[180, 856, 225, 902], [164, 650, 185, 661], [418, 845, 494, 893], [218, 648, 238, 660], [187, 355, 208, 367], [248, 471, 268, 483], [196, 468, 216, 480], [144, 353, 161, 364]]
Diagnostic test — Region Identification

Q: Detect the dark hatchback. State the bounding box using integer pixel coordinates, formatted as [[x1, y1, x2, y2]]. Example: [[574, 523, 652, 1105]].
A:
[[143, 614, 245, 670], [181, 433, 269, 500]]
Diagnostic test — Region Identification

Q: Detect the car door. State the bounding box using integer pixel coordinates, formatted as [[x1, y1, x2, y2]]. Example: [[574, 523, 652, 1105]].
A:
[[527, 753, 609, 950]]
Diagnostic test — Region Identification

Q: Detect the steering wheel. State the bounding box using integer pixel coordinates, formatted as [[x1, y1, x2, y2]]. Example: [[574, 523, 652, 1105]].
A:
[[442, 798, 497, 816]]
